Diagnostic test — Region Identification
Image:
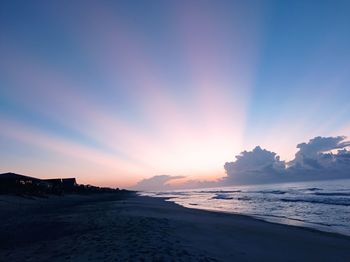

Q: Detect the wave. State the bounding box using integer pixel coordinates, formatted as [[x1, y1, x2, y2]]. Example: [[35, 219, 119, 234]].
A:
[[248, 190, 287, 195], [305, 187, 322, 191], [280, 198, 350, 206], [212, 193, 234, 200], [314, 192, 350, 197], [237, 196, 251, 201], [154, 192, 187, 196], [200, 190, 241, 194], [211, 193, 252, 201], [260, 190, 286, 195]]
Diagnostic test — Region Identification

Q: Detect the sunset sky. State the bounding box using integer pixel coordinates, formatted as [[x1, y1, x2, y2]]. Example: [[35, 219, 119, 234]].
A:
[[1, 0, 350, 187]]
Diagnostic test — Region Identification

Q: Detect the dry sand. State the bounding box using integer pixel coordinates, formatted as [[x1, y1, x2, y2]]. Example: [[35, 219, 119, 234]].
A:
[[0, 194, 349, 262]]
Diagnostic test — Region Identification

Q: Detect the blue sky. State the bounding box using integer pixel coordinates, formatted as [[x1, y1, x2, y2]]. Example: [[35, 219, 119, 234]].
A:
[[0, 0, 349, 187]]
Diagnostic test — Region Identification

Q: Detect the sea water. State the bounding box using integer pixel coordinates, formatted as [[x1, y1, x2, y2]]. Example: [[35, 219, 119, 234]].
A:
[[141, 179, 350, 236]]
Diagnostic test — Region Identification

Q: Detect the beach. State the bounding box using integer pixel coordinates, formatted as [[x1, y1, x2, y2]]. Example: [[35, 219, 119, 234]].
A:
[[0, 194, 350, 262]]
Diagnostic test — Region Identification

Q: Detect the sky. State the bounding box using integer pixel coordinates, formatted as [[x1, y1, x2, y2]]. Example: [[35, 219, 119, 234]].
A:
[[1, 0, 350, 188]]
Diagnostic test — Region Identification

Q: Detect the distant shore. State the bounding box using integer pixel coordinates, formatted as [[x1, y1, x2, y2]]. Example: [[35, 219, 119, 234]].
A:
[[0, 193, 349, 261]]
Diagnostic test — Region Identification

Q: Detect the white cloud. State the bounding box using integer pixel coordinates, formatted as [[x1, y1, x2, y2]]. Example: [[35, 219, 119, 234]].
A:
[[292, 136, 350, 167], [223, 146, 285, 184], [133, 136, 350, 190]]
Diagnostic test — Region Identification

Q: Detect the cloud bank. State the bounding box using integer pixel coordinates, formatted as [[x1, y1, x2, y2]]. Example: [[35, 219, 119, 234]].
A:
[[223, 146, 286, 184], [133, 175, 185, 191], [224, 136, 350, 184], [133, 174, 221, 191], [292, 136, 350, 168], [133, 136, 350, 191]]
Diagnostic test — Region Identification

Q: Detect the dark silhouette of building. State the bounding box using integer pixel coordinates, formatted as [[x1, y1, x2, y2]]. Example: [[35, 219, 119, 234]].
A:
[[44, 178, 76, 186], [0, 172, 122, 195], [0, 173, 78, 195], [0, 172, 40, 185], [0, 172, 51, 195], [44, 178, 77, 194]]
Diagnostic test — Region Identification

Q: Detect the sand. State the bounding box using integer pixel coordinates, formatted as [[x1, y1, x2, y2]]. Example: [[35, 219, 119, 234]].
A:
[[0, 194, 349, 262]]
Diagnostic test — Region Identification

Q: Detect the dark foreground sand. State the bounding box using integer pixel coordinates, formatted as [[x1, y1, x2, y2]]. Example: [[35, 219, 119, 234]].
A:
[[0, 193, 349, 262]]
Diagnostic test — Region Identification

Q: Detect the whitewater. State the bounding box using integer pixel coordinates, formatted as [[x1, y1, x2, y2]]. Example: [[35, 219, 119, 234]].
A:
[[141, 179, 350, 236]]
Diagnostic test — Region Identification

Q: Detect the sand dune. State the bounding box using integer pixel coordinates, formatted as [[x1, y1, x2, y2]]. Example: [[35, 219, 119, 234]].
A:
[[0, 194, 349, 261]]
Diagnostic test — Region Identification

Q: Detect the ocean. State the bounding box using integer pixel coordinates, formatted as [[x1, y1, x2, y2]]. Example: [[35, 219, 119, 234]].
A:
[[141, 179, 350, 236]]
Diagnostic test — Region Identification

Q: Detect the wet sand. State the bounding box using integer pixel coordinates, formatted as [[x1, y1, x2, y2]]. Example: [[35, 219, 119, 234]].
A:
[[0, 194, 349, 261]]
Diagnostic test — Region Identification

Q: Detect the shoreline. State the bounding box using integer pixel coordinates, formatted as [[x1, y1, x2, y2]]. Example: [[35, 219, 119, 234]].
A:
[[1, 194, 350, 261], [151, 195, 350, 239], [162, 197, 350, 238], [141, 178, 350, 237]]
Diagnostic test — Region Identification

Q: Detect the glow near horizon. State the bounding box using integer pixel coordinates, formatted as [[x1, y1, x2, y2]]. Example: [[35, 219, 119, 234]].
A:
[[0, 1, 350, 187]]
